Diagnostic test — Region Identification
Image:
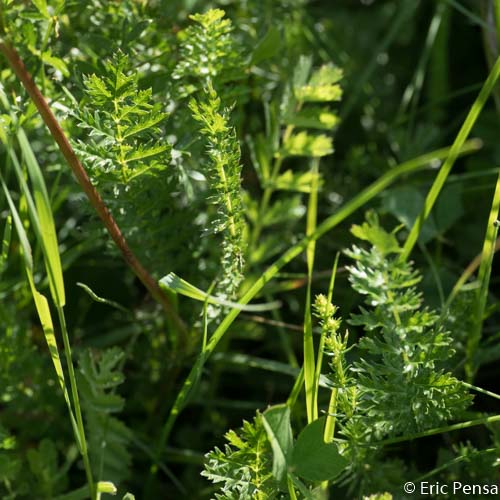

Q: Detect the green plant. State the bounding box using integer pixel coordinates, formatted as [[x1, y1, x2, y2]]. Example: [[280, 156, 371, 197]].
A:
[[1, 1, 500, 499]]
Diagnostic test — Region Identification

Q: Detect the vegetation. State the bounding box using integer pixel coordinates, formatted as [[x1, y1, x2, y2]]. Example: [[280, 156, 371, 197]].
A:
[[0, 1, 499, 498]]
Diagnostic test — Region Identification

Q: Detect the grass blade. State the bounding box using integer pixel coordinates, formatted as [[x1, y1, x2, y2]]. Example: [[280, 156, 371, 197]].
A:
[[17, 127, 66, 306], [304, 158, 319, 423], [1, 177, 80, 446], [0, 213, 12, 273], [465, 169, 500, 380], [159, 272, 281, 312], [401, 55, 500, 261]]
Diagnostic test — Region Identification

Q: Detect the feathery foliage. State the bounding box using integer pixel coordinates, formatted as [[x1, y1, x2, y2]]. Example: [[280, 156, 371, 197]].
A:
[[172, 9, 245, 98], [189, 84, 246, 301], [345, 213, 472, 439], [74, 51, 170, 185], [202, 414, 279, 499], [78, 348, 132, 486], [346, 213, 471, 439]]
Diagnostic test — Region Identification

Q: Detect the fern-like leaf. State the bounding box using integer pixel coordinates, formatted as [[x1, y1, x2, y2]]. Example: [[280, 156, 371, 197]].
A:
[[344, 212, 472, 440], [189, 83, 246, 301], [78, 347, 132, 486]]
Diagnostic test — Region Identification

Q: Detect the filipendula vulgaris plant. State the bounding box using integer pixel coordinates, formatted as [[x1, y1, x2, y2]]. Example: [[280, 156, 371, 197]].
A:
[[339, 213, 473, 495], [246, 54, 342, 268], [70, 52, 197, 274], [345, 212, 472, 437]]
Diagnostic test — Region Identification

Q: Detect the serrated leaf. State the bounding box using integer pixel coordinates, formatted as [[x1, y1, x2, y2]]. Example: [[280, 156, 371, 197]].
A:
[[310, 64, 343, 86], [122, 112, 167, 139], [295, 64, 343, 102], [282, 132, 333, 158], [273, 169, 321, 193], [291, 417, 348, 482], [284, 107, 339, 130], [190, 8, 227, 28], [295, 84, 342, 102], [350, 211, 400, 256], [124, 143, 168, 163]]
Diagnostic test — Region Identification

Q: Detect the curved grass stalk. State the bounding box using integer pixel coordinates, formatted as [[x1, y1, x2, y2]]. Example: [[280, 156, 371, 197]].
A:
[[401, 55, 500, 261]]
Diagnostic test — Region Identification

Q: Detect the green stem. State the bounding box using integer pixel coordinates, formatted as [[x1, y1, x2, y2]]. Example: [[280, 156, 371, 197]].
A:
[[465, 167, 500, 381], [57, 306, 95, 500], [368, 414, 500, 447]]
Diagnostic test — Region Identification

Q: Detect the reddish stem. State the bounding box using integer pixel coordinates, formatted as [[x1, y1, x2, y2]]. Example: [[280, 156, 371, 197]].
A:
[[0, 40, 187, 337]]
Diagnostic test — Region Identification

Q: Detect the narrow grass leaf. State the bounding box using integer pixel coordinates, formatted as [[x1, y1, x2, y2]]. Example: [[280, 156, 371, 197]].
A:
[[401, 55, 500, 260], [304, 158, 319, 423], [17, 127, 66, 306], [465, 168, 500, 380], [1, 178, 80, 448], [0, 214, 12, 272], [76, 282, 129, 314], [159, 272, 281, 311]]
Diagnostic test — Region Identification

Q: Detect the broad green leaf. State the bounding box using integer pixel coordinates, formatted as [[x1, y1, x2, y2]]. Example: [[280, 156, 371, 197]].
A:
[[251, 26, 282, 65], [159, 272, 280, 311], [262, 405, 293, 483], [382, 186, 438, 244], [291, 417, 348, 482], [282, 132, 333, 158], [434, 183, 464, 233], [273, 169, 321, 193]]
